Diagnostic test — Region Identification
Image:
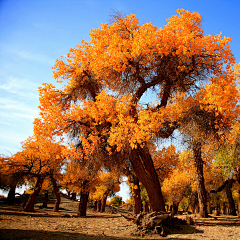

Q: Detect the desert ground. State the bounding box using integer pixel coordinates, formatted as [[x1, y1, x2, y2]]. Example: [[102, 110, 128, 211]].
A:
[[0, 196, 240, 240]]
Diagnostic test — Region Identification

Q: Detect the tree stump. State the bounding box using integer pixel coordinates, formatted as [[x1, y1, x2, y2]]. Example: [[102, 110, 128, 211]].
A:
[[122, 211, 189, 236]]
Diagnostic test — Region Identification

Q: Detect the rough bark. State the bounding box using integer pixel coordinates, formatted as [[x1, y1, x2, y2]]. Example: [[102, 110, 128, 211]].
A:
[[189, 192, 198, 214], [101, 193, 108, 213], [129, 144, 165, 212], [193, 142, 208, 217], [42, 191, 48, 208], [143, 202, 149, 213], [6, 183, 16, 205], [51, 176, 61, 212], [225, 179, 237, 216], [128, 173, 142, 214], [23, 176, 43, 212], [172, 202, 179, 215], [97, 199, 102, 212], [121, 211, 188, 236], [94, 200, 97, 212], [78, 192, 89, 216]]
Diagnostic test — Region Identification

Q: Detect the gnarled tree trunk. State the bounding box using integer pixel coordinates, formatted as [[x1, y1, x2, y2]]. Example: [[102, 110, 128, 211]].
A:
[[97, 199, 102, 212], [193, 142, 208, 217], [128, 173, 142, 214], [51, 176, 61, 212], [78, 191, 89, 216], [130, 145, 165, 212], [225, 179, 237, 216], [23, 176, 43, 212], [101, 193, 108, 213]]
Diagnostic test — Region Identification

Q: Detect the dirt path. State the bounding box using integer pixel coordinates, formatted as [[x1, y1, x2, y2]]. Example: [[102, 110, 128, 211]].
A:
[[0, 197, 240, 239]]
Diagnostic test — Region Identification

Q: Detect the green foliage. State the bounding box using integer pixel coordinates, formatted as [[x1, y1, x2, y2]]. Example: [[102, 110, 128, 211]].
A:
[[110, 196, 122, 206], [215, 144, 239, 177], [140, 186, 149, 204]]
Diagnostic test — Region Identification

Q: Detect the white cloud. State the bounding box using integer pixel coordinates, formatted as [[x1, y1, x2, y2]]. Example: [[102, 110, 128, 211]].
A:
[[13, 112, 39, 120], [0, 44, 55, 66], [0, 77, 39, 100]]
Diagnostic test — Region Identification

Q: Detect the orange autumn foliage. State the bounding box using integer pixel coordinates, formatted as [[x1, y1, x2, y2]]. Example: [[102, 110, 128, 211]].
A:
[[34, 10, 240, 212]]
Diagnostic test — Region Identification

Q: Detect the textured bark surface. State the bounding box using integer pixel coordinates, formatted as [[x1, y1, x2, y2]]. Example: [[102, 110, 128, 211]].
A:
[[42, 192, 49, 208], [129, 145, 165, 212], [225, 179, 237, 216], [51, 177, 61, 212], [97, 199, 101, 212], [128, 173, 142, 214], [23, 177, 43, 212], [121, 211, 188, 237], [78, 192, 89, 216], [101, 194, 107, 213], [193, 142, 208, 218]]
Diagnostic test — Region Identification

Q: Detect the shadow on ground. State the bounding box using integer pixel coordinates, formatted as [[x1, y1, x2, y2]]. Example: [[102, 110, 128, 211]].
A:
[[0, 228, 201, 240]]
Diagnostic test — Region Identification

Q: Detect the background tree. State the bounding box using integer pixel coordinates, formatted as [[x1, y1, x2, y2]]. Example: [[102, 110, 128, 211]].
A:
[[16, 136, 65, 212]]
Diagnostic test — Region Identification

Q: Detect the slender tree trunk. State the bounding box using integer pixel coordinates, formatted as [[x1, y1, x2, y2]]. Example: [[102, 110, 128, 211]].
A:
[[128, 173, 142, 214], [101, 193, 108, 213], [23, 176, 43, 212], [42, 191, 49, 208], [6, 183, 16, 205], [193, 142, 208, 217], [78, 192, 89, 216], [129, 145, 165, 212], [225, 179, 237, 216], [51, 176, 61, 212]]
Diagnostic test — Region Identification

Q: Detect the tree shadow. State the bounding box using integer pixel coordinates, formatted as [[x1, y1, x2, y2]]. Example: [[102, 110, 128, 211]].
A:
[[0, 228, 201, 240], [194, 215, 240, 227]]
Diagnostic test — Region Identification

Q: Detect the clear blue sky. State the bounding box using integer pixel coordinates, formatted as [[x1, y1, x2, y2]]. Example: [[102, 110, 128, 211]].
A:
[[0, 0, 240, 199]]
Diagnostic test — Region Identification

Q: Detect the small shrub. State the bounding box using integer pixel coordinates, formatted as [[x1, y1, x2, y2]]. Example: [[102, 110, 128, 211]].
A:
[[110, 196, 122, 206]]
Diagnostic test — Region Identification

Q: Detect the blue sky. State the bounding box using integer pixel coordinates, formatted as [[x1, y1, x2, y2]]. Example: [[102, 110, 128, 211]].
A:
[[0, 0, 240, 199]]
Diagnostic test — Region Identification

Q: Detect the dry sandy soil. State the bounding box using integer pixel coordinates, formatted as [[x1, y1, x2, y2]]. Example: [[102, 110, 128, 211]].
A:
[[0, 197, 240, 240]]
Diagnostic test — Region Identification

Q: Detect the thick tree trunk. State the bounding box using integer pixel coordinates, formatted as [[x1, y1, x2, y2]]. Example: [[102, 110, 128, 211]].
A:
[[172, 201, 179, 215], [190, 192, 198, 214], [51, 176, 61, 212], [129, 145, 165, 212], [78, 192, 89, 216], [71, 192, 76, 201], [23, 176, 43, 212], [97, 199, 102, 212], [193, 142, 208, 218], [94, 200, 97, 211], [128, 173, 142, 214], [225, 179, 237, 216], [143, 202, 149, 213], [238, 188, 240, 217], [42, 191, 49, 208], [6, 183, 16, 205], [101, 193, 108, 213]]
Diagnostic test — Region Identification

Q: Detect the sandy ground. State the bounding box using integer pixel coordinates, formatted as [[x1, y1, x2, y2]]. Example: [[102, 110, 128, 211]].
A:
[[0, 197, 240, 240]]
